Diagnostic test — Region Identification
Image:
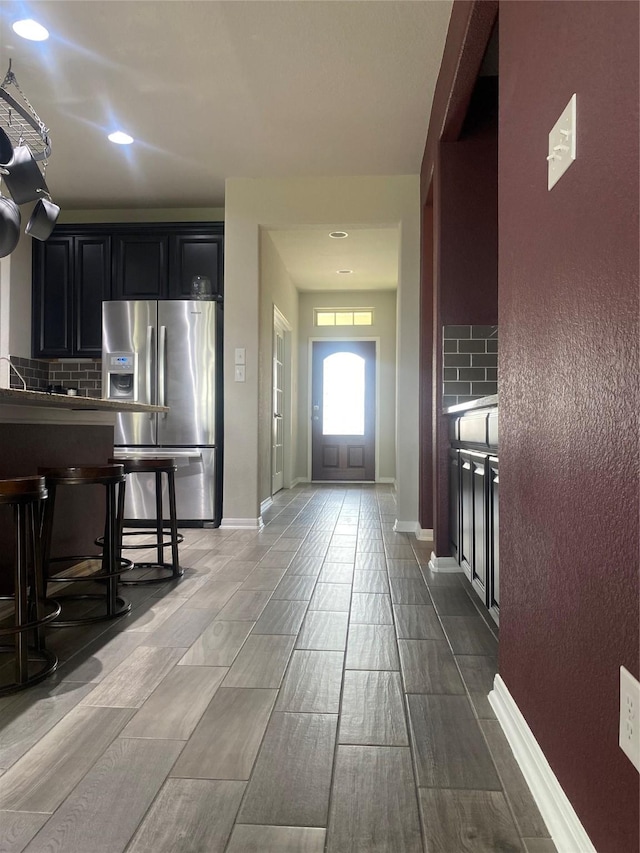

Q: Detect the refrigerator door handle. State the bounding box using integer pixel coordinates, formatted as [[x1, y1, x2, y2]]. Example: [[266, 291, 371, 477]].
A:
[[146, 325, 154, 414], [159, 325, 167, 417]]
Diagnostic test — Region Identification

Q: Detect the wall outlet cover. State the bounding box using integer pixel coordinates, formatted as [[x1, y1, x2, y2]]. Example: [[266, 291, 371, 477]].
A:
[[619, 665, 640, 772]]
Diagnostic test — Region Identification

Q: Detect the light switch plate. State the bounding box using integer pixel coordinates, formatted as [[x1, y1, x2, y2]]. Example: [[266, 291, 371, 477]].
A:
[[548, 94, 577, 190], [234, 347, 246, 366], [620, 665, 640, 772], [234, 365, 245, 382]]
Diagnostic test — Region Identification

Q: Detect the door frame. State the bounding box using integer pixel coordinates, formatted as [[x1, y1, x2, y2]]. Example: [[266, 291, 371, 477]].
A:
[[307, 336, 381, 482], [272, 305, 293, 495]]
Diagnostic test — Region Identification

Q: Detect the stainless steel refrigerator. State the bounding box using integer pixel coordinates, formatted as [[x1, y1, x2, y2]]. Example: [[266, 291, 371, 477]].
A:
[[102, 300, 222, 525]]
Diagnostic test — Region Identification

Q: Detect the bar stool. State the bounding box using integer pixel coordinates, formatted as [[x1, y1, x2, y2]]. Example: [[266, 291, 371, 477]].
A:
[[108, 457, 184, 584], [39, 465, 132, 627], [0, 476, 60, 695]]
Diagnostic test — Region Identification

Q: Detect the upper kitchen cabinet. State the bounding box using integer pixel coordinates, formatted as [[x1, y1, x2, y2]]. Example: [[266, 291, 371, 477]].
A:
[[112, 233, 168, 299], [168, 230, 224, 298], [33, 232, 111, 358]]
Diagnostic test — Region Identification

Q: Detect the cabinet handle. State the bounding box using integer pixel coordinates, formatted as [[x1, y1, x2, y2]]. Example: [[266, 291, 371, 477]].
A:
[[159, 325, 167, 416]]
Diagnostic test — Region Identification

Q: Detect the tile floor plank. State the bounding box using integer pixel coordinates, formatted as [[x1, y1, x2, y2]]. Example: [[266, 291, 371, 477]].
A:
[[318, 564, 354, 584], [455, 655, 498, 719], [213, 590, 272, 622], [429, 586, 482, 616], [352, 570, 389, 593], [388, 577, 432, 605], [240, 567, 288, 591], [327, 745, 422, 853], [339, 671, 408, 746], [354, 553, 387, 572], [440, 615, 499, 656], [393, 604, 444, 640], [182, 579, 242, 610], [398, 639, 466, 694], [0, 706, 133, 812], [276, 650, 344, 714], [171, 687, 277, 780], [418, 788, 523, 853], [238, 712, 337, 826], [407, 694, 501, 790], [345, 624, 400, 671], [143, 606, 217, 648], [178, 620, 253, 667], [522, 839, 559, 853], [272, 575, 317, 600], [0, 812, 49, 853], [22, 738, 183, 853], [127, 779, 246, 853], [226, 825, 326, 853], [251, 599, 309, 635], [296, 611, 349, 651], [80, 645, 185, 708], [386, 560, 422, 579], [309, 583, 352, 612], [350, 593, 394, 625], [120, 665, 227, 739], [222, 635, 296, 688]]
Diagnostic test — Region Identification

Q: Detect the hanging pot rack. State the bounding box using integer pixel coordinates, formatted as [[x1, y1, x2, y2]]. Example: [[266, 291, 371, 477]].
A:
[[0, 60, 51, 162]]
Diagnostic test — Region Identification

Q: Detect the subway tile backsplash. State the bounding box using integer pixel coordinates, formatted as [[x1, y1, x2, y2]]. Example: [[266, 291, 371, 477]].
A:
[[8, 356, 102, 397], [442, 325, 498, 407]]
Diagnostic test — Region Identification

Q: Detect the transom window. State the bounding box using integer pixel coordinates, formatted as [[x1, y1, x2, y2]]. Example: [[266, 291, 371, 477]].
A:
[[314, 309, 373, 327]]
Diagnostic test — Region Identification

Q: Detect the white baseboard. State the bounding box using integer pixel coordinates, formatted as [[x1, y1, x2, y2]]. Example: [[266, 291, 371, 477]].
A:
[[290, 477, 309, 487], [489, 675, 597, 853], [260, 497, 273, 515], [416, 526, 434, 541], [376, 477, 395, 484], [393, 519, 418, 535], [428, 551, 462, 573], [219, 517, 264, 530]]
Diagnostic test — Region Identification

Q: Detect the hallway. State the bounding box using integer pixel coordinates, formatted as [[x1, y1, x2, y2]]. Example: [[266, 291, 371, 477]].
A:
[[0, 485, 555, 852]]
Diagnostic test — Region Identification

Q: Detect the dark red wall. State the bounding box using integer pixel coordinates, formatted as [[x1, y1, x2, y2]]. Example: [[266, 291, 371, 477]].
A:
[[499, 4, 639, 852]]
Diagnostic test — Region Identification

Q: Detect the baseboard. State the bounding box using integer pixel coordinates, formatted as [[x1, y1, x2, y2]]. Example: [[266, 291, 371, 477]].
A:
[[219, 517, 265, 530], [393, 519, 418, 535], [376, 477, 395, 484], [290, 477, 309, 487], [428, 552, 462, 573], [260, 497, 273, 515], [489, 675, 597, 853], [416, 526, 434, 541]]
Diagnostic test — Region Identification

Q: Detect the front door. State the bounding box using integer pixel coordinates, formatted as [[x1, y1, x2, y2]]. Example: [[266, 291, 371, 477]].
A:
[[311, 340, 375, 481]]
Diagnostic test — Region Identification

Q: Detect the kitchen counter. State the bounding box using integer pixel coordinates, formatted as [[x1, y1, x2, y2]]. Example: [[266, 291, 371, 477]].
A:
[[444, 394, 498, 415], [0, 387, 168, 413]]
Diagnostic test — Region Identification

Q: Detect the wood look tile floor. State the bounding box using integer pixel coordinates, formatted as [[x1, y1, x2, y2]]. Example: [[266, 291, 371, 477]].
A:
[[0, 485, 557, 853]]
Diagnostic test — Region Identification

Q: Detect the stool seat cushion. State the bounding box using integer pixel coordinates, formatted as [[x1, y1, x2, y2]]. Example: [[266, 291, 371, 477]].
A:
[[38, 465, 125, 486], [0, 476, 47, 504], [110, 457, 177, 474]]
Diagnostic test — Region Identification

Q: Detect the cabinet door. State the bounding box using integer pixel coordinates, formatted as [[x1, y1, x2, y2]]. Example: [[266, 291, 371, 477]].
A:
[[168, 232, 223, 298], [75, 236, 111, 356], [471, 453, 488, 602], [112, 234, 168, 299], [459, 450, 474, 581], [449, 448, 460, 562], [488, 456, 499, 625], [32, 237, 74, 357]]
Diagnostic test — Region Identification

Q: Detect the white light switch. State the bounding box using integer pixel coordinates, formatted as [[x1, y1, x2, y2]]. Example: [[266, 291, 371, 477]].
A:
[[234, 365, 245, 382], [548, 94, 577, 190], [234, 348, 246, 366]]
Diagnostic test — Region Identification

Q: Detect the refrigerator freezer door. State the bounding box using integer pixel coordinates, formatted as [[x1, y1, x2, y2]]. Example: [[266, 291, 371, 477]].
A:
[[103, 301, 157, 446], [157, 301, 216, 446], [115, 447, 217, 523]]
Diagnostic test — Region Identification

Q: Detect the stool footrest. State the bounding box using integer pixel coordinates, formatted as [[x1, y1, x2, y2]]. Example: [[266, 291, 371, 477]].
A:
[[47, 555, 133, 582], [0, 597, 62, 636], [0, 647, 58, 696], [49, 594, 131, 628], [120, 562, 185, 585]]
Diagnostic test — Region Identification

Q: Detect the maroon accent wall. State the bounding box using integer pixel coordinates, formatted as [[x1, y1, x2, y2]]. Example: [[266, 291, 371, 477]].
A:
[[419, 205, 434, 529], [499, 4, 639, 852]]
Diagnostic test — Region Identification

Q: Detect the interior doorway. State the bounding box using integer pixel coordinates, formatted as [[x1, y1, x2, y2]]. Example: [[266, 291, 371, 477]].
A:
[[311, 340, 376, 481], [272, 306, 291, 495]]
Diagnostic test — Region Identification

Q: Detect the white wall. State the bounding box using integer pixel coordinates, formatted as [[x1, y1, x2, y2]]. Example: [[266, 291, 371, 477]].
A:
[[0, 227, 37, 385], [297, 289, 397, 482], [224, 175, 420, 529], [259, 231, 299, 505]]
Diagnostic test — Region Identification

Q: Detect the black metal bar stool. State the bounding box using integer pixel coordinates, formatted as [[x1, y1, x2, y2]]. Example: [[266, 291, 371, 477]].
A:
[[39, 465, 132, 627], [108, 457, 184, 584], [0, 476, 60, 694]]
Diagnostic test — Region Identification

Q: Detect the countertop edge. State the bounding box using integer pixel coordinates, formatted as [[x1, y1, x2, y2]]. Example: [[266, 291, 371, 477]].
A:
[[443, 394, 498, 415], [0, 388, 169, 413]]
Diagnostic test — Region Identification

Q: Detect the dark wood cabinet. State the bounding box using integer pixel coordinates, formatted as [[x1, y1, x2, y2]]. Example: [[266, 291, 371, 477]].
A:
[[449, 406, 498, 625], [33, 234, 110, 358], [112, 234, 168, 299], [32, 222, 223, 359]]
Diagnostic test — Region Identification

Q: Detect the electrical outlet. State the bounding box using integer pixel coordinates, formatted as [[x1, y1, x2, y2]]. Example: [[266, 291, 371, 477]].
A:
[[619, 666, 640, 772]]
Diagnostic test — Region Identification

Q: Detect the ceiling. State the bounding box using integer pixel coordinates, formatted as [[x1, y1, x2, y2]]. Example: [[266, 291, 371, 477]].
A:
[[0, 1, 452, 288]]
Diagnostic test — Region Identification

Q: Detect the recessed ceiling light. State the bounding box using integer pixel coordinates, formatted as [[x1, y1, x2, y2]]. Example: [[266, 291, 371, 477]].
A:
[[337, 269, 353, 274], [108, 131, 134, 145], [329, 231, 349, 239], [12, 19, 49, 41]]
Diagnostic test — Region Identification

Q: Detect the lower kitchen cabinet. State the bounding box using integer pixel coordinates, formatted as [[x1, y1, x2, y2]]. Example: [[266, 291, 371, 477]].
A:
[[448, 407, 499, 625]]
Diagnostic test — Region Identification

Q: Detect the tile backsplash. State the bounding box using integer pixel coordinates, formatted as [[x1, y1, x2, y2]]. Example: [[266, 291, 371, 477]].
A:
[[443, 325, 498, 407], [8, 356, 102, 397]]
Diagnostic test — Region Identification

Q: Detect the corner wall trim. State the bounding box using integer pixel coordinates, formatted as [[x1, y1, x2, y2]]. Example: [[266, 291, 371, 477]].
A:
[[416, 527, 434, 541], [428, 552, 462, 573], [489, 675, 597, 853], [220, 517, 265, 530], [260, 497, 273, 515], [376, 477, 396, 485]]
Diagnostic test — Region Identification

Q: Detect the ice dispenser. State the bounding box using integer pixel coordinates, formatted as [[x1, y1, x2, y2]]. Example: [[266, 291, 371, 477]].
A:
[[106, 352, 138, 401]]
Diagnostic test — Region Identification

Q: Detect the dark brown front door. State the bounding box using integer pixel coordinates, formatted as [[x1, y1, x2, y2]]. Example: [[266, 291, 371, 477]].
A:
[[311, 340, 375, 481]]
